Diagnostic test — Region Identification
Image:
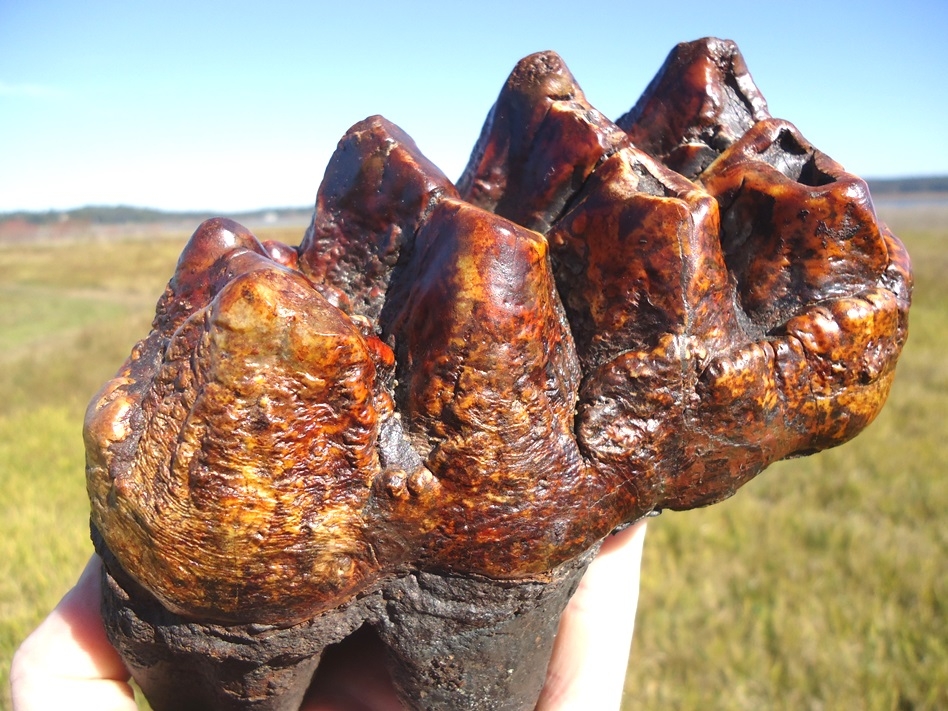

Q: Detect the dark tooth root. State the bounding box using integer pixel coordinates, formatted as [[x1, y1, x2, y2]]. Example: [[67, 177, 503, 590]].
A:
[[98, 536, 596, 711]]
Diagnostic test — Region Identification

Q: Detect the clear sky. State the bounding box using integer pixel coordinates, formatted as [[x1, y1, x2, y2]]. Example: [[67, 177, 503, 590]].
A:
[[1, 0, 945, 213]]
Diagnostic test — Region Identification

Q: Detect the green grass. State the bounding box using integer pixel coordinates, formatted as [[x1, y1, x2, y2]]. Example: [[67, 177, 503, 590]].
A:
[[1, 215, 945, 710]]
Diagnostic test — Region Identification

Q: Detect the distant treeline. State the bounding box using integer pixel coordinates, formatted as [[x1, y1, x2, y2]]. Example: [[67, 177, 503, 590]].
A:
[[0, 205, 311, 226], [866, 176, 948, 195], [3, 176, 947, 225]]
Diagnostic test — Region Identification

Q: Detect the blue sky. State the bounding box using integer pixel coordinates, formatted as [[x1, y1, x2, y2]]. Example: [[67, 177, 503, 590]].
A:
[[1, 0, 946, 212]]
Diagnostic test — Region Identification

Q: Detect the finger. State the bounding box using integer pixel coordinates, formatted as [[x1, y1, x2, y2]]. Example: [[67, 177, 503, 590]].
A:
[[10, 554, 137, 711], [535, 519, 647, 711]]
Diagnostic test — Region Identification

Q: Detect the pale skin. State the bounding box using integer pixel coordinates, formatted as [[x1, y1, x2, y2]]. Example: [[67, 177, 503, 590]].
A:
[[10, 520, 646, 711]]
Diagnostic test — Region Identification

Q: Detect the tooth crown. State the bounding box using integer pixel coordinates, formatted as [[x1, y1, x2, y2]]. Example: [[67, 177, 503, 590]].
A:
[[86, 39, 911, 626]]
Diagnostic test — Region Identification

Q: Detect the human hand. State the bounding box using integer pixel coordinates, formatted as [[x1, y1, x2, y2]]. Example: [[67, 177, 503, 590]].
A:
[[534, 519, 647, 711], [10, 556, 137, 711], [10, 520, 646, 711]]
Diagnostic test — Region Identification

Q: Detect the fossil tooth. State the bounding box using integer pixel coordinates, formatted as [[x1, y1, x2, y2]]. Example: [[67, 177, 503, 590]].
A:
[[86, 38, 911, 711]]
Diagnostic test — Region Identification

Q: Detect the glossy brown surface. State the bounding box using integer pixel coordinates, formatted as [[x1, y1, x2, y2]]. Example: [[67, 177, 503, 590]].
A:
[[616, 36, 772, 178], [86, 37, 911, 710]]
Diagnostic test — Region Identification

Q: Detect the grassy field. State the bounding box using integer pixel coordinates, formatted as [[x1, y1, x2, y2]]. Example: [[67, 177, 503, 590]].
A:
[[1, 207, 945, 710]]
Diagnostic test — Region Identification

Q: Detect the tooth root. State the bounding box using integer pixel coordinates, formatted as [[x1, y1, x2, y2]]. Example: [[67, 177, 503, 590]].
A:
[[98, 532, 595, 711], [375, 549, 597, 711]]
